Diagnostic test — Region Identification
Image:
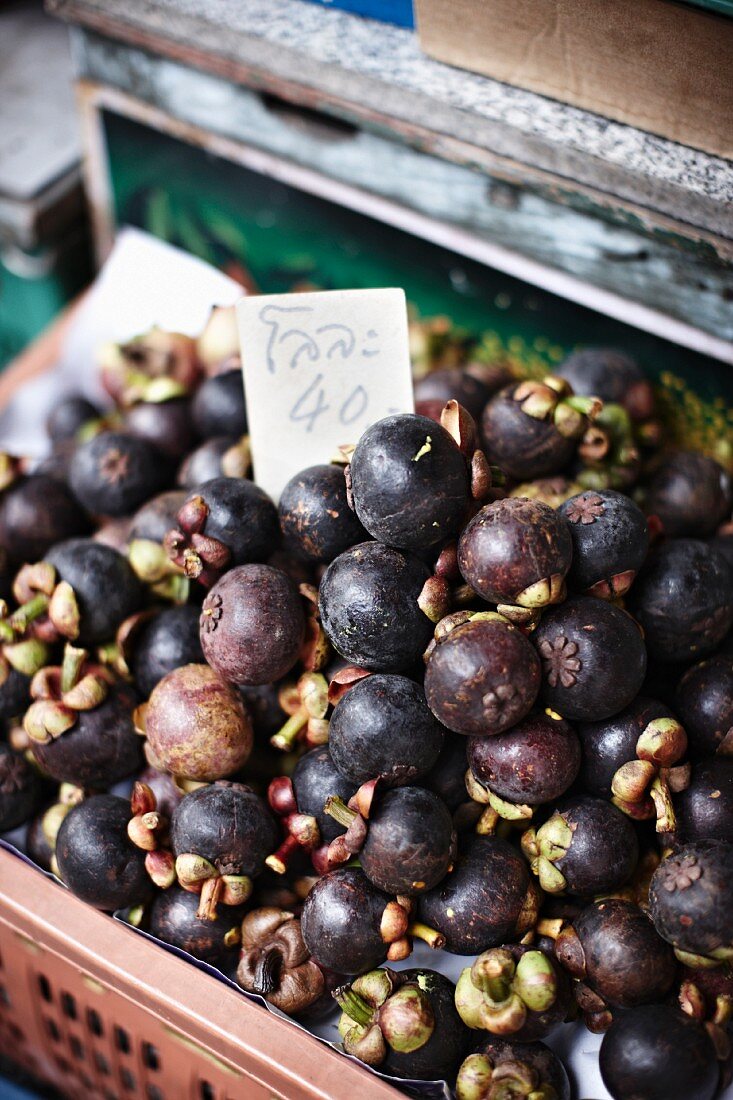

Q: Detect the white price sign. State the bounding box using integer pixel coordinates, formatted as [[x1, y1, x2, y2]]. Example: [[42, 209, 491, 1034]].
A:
[[237, 288, 414, 501]]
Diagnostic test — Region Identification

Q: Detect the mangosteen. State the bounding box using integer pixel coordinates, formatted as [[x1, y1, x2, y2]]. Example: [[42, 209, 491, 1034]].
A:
[[633, 539, 733, 663], [191, 369, 247, 438], [414, 367, 499, 421], [458, 497, 572, 609], [165, 477, 279, 584], [559, 488, 649, 598], [532, 596, 646, 720], [0, 474, 90, 563], [45, 538, 144, 646], [142, 663, 253, 781], [99, 328, 201, 407], [237, 908, 326, 1016], [25, 646, 142, 789], [325, 785, 455, 896], [424, 612, 541, 736], [124, 397, 195, 460], [456, 1038, 570, 1100], [649, 841, 733, 965], [136, 764, 182, 821], [467, 711, 580, 819], [69, 431, 170, 517], [481, 376, 601, 480], [149, 886, 243, 965], [599, 1004, 719, 1100], [318, 542, 435, 672], [348, 413, 472, 550], [455, 944, 571, 1041], [131, 605, 204, 697], [200, 564, 305, 685], [328, 674, 444, 787], [674, 757, 733, 843], [55, 794, 154, 910], [335, 967, 468, 1081], [278, 464, 367, 564], [675, 655, 733, 755], [418, 835, 539, 955], [301, 868, 418, 974], [645, 452, 731, 537], [577, 697, 688, 831], [555, 898, 676, 1027], [0, 743, 41, 831], [266, 746, 356, 874], [0, 667, 35, 723], [46, 394, 101, 444], [522, 796, 639, 896], [558, 347, 654, 420], [171, 782, 277, 919], [177, 435, 249, 488]]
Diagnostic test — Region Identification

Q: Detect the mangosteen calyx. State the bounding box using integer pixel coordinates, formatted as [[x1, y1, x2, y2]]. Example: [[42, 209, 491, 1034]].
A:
[[334, 968, 435, 1066], [455, 948, 560, 1035], [521, 814, 573, 894], [23, 644, 113, 745], [269, 671, 329, 753], [237, 908, 325, 1015], [610, 716, 690, 832], [165, 495, 231, 585], [127, 781, 176, 889], [456, 1049, 561, 1100]]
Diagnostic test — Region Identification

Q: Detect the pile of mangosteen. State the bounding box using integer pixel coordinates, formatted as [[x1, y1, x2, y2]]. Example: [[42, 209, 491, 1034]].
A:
[[1, 312, 732, 1100]]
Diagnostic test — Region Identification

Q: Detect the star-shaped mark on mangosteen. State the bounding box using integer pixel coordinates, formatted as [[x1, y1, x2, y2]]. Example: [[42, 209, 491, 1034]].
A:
[[481, 681, 517, 721], [99, 447, 130, 486], [661, 854, 702, 892], [565, 493, 605, 525], [200, 592, 223, 634], [538, 635, 582, 688]]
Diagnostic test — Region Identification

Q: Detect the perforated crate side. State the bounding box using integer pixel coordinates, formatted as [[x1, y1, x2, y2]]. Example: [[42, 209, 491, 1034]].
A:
[[0, 848, 398, 1099]]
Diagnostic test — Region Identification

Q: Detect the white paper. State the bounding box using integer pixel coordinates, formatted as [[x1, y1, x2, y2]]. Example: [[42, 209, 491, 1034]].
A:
[[237, 288, 414, 501], [0, 227, 243, 456]]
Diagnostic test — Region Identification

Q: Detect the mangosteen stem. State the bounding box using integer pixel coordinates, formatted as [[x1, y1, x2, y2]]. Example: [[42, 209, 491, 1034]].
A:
[[61, 644, 87, 693], [251, 948, 283, 996], [7, 593, 49, 636], [270, 710, 308, 752], [407, 921, 446, 950], [324, 796, 359, 829], [333, 986, 376, 1029], [266, 834, 301, 875]]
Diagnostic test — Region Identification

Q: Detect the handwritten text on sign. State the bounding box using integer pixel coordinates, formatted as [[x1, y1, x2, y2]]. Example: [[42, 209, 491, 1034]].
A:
[[237, 288, 414, 501]]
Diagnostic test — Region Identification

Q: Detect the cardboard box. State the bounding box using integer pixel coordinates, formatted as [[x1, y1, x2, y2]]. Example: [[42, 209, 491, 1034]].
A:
[[414, 0, 733, 159]]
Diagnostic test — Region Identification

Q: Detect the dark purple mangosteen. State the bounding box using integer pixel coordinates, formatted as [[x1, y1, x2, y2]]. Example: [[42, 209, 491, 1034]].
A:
[[149, 886, 244, 965], [558, 347, 654, 421], [414, 367, 497, 421], [69, 431, 171, 517], [131, 605, 204, 698], [467, 711, 580, 814], [278, 464, 367, 564], [46, 538, 144, 646], [55, 794, 154, 910], [532, 596, 647, 720], [348, 413, 471, 550], [177, 435, 249, 488], [328, 674, 444, 787], [191, 369, 247, 439], [424, 612, 541, 736], [0, 474, 90, 563], [200, 564, 305, 685], [599, 1005, 719, 1100], [649, 840, 733, 965], [124, 397, 195, 460], [633, 539, 733, 663], [559, 488, 649, 598], [318, 542, 435, 672], [675, 655, 733, 756], [418, 835, 539, 954], [644, 451, 731, 537], [674, 757, 733, 844], [458, 497, 572, 609], [522, 796, 639, 896]]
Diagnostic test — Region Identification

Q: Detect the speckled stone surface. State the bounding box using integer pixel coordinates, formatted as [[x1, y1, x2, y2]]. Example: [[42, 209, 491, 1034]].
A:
[[52, 0, 732, 237]]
